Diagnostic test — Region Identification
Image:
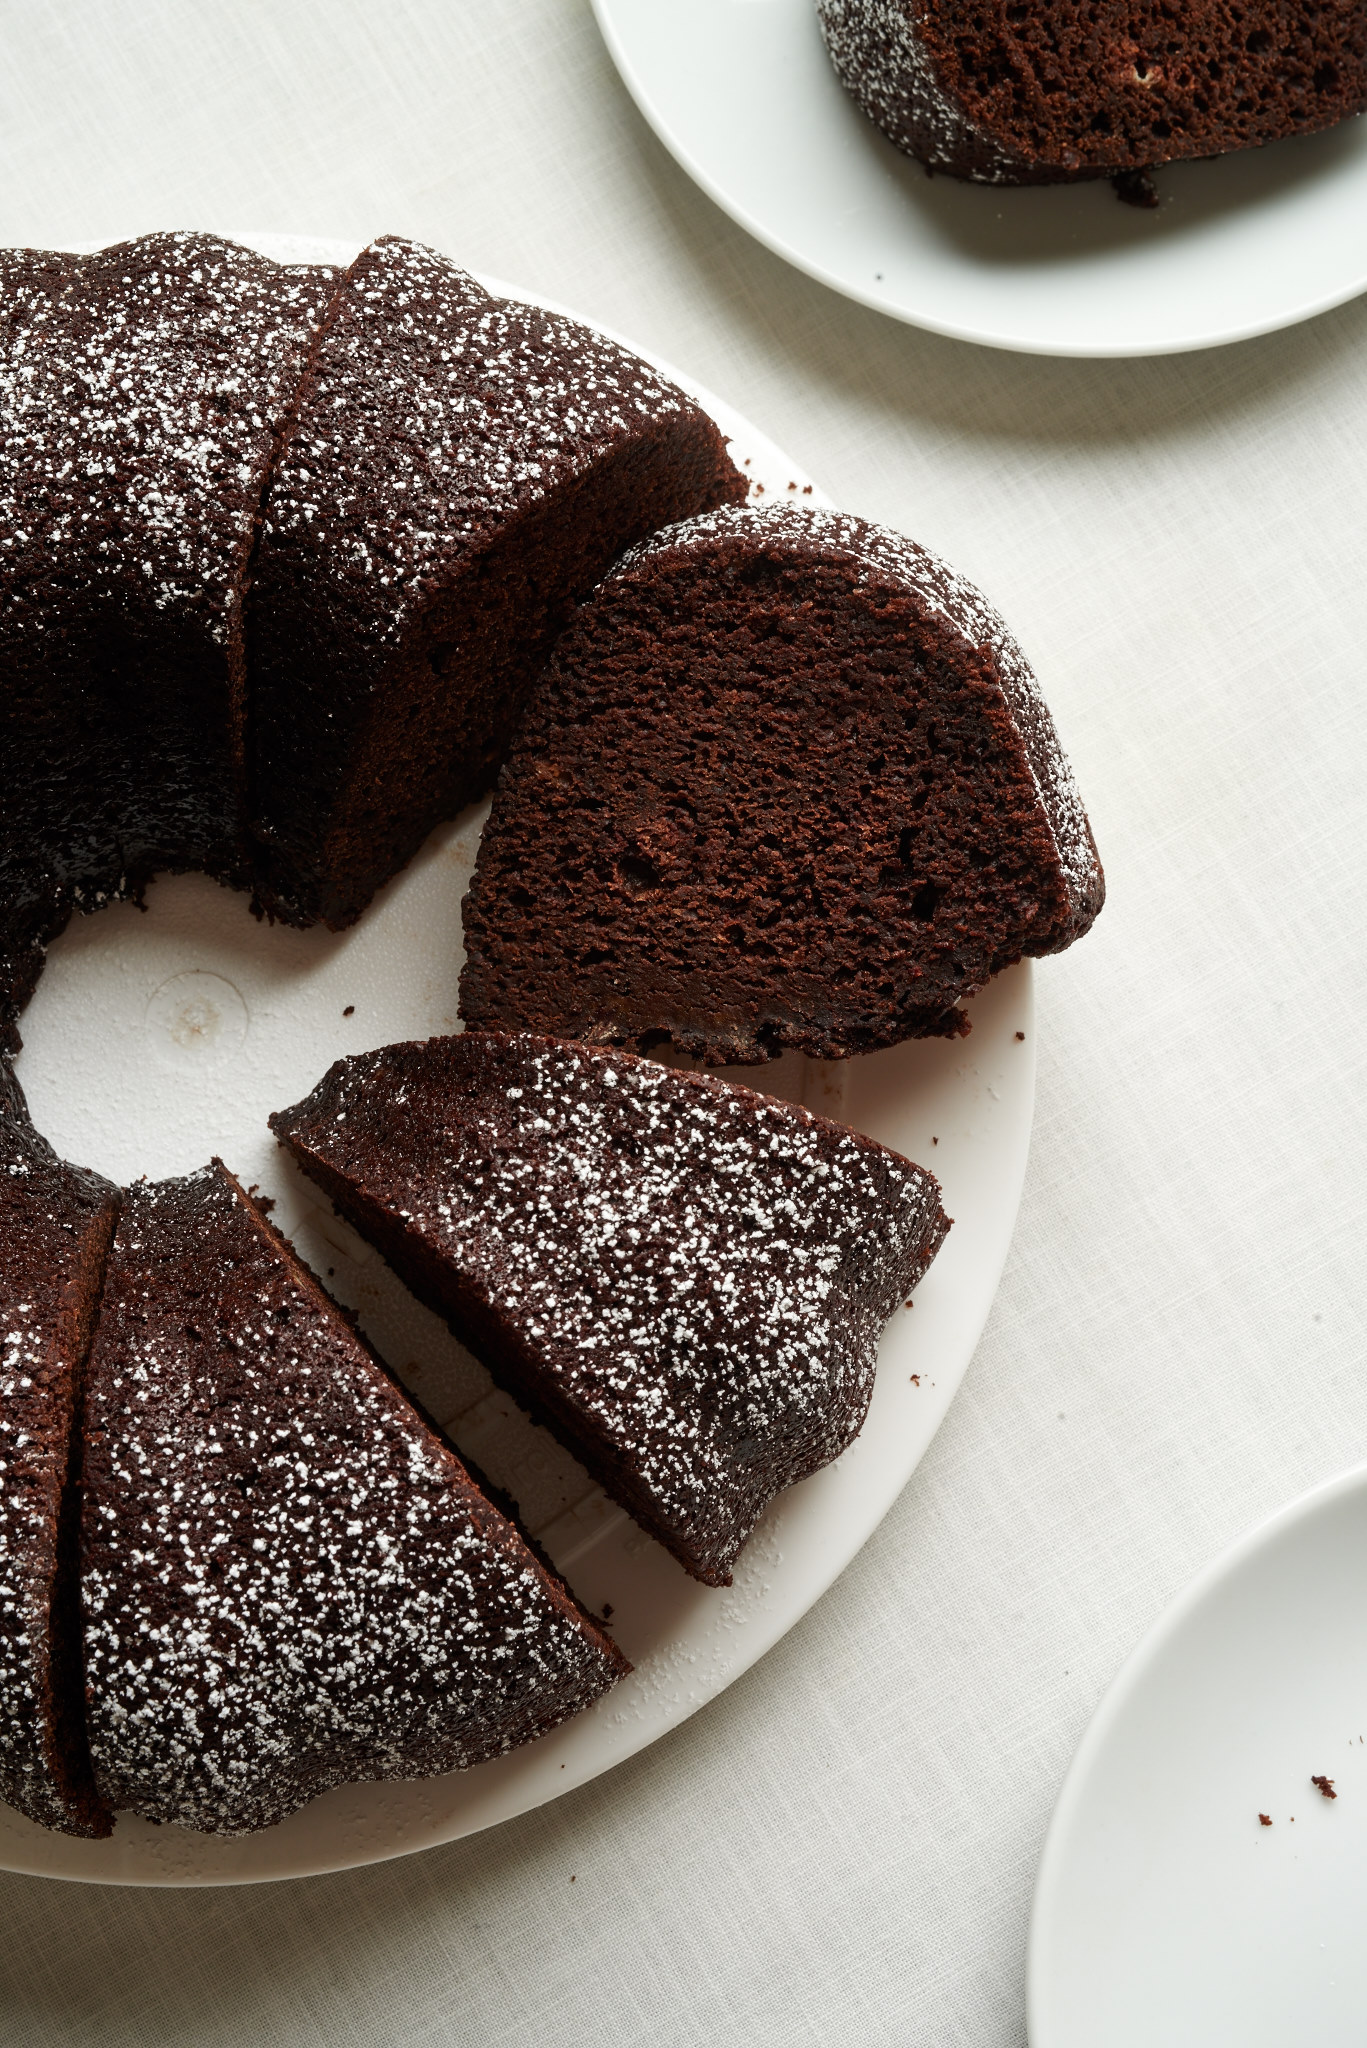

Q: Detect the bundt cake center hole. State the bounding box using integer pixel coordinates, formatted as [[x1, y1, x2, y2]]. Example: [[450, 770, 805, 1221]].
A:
[[10, 803, 479, 1188]]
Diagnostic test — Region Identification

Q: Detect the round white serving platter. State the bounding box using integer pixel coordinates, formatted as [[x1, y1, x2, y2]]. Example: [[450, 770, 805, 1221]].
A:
[[593, 0, 1367, 358], [1029, 1460, 1367, 2046], [0, 234, 1035, 1883]]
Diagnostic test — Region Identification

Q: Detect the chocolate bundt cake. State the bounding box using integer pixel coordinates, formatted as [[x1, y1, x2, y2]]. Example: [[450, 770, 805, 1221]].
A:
[[270, 1032, 950, 1586], [459, 503, 1103, 1065], [0, 231, 743, 1050], [0, 234, 340, 1051], [816, 0, 1367, 193], [0, 1075, 119, 1838], [79, 1159, 627, 1836], [247, 235, 747, 930]]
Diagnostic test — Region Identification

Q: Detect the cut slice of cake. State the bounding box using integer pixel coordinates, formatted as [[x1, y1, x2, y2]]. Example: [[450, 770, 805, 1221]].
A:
[[459, 503, 1103, 1065], [816, 0, 1367, 194], [270, 1032, 950, 1587], [79, 1158, 626, 1837], [0, 233, 340, 1051], [0, 1072, 119, 1838], [246, 235, 748, 931]]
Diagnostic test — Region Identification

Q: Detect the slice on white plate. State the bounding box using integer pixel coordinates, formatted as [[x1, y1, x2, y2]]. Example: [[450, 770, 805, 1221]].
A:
[[593, 0, 1367, 357], [0, 231, 1037, 1884]]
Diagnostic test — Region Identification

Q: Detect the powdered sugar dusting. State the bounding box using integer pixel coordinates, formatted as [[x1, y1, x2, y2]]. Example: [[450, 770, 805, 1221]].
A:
[[816, 0, 1021, 183], [80, 1161, 623, 1837], [274, 1033, 949, 1584], [0, 233, 340, 1012], [259, 236, 695, 646], [0, 233, 338, 654], [0, 1110, 115, 1836]]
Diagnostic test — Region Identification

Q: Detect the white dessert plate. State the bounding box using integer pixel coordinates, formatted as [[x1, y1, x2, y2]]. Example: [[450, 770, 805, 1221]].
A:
[[0, 234, 1035, 1884], [592, 0, 1367, 357], [1029, 1460, 1367, 2046]]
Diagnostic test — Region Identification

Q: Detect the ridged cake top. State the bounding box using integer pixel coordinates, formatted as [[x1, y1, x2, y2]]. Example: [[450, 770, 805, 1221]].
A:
[[80, 1160, 625, 1837], [0, 233, 338, 649], [617, 501, 1102, 943], [815, 0, 1011, 180], [0, 1110, 116, 1836], [272, 1033, 950, 1583], [259, 235, 701, 646]]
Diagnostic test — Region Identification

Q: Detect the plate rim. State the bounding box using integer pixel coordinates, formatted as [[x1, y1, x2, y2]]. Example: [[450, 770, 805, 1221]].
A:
[[1026, 1454, 1367, 2042], [590, 0, 1367, 359], [1, 232, 1037, 1883]]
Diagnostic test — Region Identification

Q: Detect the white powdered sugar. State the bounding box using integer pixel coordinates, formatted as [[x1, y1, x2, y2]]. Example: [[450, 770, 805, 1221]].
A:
[[0, 233, 338, 649], [259, 235, 697, 645], [0, 1114, 114, 1836], [80, 1162, 622, 1837], [276, 1034, 949, 1583], [816, 0, 1022, 183]]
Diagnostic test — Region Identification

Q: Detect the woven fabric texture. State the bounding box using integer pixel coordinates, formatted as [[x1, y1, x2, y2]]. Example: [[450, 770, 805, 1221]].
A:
[[2, 1, 1367, 2041]]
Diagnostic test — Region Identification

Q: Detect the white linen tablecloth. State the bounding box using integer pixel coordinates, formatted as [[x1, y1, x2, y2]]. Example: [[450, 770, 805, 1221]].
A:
[[3, 3, 1366, 2040]]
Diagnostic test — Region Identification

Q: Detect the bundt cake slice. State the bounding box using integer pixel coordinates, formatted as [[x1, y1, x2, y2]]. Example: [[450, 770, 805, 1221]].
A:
[[80, 1159, 626, 1836], [0, 1073, 119, 1838], [459, 503, 1103, 1065], [0, 233, 340, 1049], [270, 1032, 950, 1587], [0, 245, 92, 1053], [246, 235, 747, 931], [816, 0, 1367, 193]]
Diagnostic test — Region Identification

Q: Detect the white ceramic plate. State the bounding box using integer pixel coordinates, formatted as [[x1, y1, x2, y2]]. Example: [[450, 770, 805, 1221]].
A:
[[593, 0, 1367, 357], [0, 234, 1035, 1883], [1029, 1461, 1367, 2045]]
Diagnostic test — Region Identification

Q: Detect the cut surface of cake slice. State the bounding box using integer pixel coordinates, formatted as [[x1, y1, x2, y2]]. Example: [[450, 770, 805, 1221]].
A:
[[459, 503, 1103, 1065], [816, 0, 1367, 192], [0, 1075, 119, 1838], [246, 234, 748, 930], [0, 233, 340, 1050], [271, 1032, 950, 1587], [79, 1159, 626, 1837]]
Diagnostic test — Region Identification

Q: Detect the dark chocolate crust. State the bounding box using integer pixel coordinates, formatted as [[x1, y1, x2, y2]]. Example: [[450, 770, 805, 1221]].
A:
[[79, 1160, 627, 1837], [247, 236, 747, 930], [459, 504, 1103, 1066], [0, 234, 340, 1051], [0, 1097, 118, 1837], [270, 1032, 950, 1586], [817, 0, 1367, 188]]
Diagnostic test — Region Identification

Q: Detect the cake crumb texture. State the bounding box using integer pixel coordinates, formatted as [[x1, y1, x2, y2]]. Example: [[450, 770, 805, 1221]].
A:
[[459, 503, 1103, 1065], [817, 0, 1367, 188], [248, 234, 746, 929]]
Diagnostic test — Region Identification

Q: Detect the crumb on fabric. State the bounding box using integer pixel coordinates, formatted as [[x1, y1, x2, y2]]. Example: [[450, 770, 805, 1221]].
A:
[[1313, 1775, 1337, 1800], [1258, 1813, 1272, 1826]]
